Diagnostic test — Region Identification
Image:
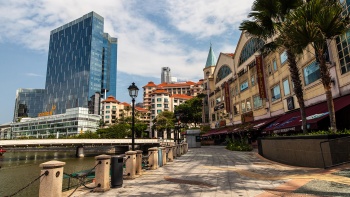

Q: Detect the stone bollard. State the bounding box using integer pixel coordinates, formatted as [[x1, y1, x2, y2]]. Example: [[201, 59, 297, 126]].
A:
[[136, 150, 143, 176], [173, 145, 177, 159], [180, 144, 184, 155], [39, 160, 65, 197], [184, 143, 188, 153], [94, 154, 111, 192], [176, 144, 181, 157], [125, 151, 137, 179], [148, 147, 158, 170], [160, 147, 167, 165], [166, 146, 174, 162]]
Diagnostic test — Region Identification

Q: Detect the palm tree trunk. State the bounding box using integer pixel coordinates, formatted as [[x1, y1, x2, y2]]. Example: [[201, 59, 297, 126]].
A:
[[287, 50, 307, 133], [317, 48, 337, 133]]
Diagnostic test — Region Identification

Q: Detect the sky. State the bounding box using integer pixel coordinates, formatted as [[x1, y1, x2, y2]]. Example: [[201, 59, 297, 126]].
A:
[[0, 0, 255, 124]]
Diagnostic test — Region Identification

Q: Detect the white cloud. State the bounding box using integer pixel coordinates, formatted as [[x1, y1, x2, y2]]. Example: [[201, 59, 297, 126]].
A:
[[0, 0, 253, 81], [25, 73, 43, 77]]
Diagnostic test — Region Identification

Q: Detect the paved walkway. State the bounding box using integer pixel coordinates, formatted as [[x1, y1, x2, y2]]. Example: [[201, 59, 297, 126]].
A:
[[64, 146, 350, 197]]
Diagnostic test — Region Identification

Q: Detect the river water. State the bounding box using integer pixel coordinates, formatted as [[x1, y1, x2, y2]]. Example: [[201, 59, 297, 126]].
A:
[[0, 151, 106, 197]]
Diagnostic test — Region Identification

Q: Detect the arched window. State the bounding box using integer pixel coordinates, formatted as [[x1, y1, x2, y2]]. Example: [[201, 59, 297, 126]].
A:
[[239, 38, 264, 66], [216, 65, 232, 83]]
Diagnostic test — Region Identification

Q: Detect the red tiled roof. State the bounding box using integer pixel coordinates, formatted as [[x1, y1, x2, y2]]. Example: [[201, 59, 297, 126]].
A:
[[102, 96, 120, 103], [223, 53, 235, 57], [151, 89, 170, 95], [157, 81, 197, 88], [121, 102, 131, 107], [171, 94, 193, 99], [143, 81, 157, 88], [135, 107, 148, 112]]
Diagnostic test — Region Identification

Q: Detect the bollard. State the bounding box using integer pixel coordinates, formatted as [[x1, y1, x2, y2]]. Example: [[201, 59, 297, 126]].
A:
[[39, 160, 65, 197], [176, 144, 181, 157], [76, 146, 84, 158], [185, 143, 188, 153], [125, 151, 137, 179], [94, 154, 111, 192], [136, 150, 143, 176], [148, 147, 158, 170], [180, 144, 184, 155], [111, 155, 124, 188], [166, 146, 174, 162], [160, 147, 167, 165], [172, 145, 177, 159]]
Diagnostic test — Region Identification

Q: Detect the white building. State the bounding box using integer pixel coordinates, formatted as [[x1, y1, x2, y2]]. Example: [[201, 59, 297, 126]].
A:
[[10, 107, 100, 139]]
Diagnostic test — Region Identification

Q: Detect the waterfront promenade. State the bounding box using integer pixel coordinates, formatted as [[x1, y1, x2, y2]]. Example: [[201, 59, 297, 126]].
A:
[[64, 146, 350, 197]]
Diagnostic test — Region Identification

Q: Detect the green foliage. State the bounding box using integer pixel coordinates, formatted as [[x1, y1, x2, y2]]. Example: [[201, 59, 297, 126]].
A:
[[75, 130, 99, 139], [174, 96, 203, 126], [226, 138, 253, 151], [297, 129, 350, 136], [134, 123, 148, 138], [96, 123, 131, 139]]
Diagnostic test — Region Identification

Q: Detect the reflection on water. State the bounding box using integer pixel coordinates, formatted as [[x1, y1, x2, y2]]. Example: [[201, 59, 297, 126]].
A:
[[0, 151, 102, 197]]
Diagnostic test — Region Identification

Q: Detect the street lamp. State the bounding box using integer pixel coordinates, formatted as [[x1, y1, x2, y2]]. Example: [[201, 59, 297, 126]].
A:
[[175, 114, 181, 144], [128, 82, 139, 151]]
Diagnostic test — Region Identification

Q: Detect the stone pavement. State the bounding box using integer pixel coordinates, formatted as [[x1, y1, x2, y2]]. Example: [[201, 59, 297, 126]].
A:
[[64, 146, 350, 197]]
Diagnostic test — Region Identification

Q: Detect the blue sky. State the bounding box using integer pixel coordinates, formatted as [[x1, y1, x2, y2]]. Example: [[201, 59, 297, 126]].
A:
[[0, 0, 254, 124]]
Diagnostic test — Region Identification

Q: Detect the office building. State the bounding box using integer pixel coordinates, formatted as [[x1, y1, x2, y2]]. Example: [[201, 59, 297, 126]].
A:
[[44, 12, 118, 115], [161, 67, 172, 83], [13, 88, 45, 122]]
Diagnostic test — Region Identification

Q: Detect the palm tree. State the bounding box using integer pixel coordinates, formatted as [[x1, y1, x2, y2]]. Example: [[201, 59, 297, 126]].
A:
[[280, 0, 350, 132], [239, 0, 308, 133]]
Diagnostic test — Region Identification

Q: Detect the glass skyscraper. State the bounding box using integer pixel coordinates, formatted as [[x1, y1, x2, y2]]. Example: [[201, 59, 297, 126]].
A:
[[13, 88, 45, 121], [44, 12, 117, 115]]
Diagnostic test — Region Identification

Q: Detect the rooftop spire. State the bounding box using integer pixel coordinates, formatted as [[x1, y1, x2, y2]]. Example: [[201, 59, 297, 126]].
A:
[[205, 44, 217, 68]]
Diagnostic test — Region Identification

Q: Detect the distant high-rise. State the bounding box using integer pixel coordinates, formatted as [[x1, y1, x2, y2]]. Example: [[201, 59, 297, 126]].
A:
[[161, 67, 171, 83], [13, 88, 45, 121], [44, 12, 118, 115]]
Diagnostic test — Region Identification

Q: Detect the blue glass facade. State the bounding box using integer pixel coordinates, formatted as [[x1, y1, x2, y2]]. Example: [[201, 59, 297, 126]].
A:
[[44, 12, 117, 114], [13, 89, 45, 121]]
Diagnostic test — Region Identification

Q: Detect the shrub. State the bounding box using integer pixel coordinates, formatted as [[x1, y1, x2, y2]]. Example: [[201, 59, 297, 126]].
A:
[[226, 138, 253, 151]]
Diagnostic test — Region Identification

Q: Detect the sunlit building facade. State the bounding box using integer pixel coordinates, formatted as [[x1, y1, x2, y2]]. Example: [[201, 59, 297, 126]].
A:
[[13, 88, 45, 122]]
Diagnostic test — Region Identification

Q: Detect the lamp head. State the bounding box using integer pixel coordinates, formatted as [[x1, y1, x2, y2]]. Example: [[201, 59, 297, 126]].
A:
[[128, 82, 139, 99]]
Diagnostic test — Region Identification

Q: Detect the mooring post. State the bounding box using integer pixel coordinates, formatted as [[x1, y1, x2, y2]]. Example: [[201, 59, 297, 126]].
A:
[[136, 150, 143, 176], [75, 146, 84, 158], [148, 147, 158, 170], [39, 160, 66, 197], [166, 146, 174, 162], [94, 154, 111, 192], [125, 151, 137, 179]]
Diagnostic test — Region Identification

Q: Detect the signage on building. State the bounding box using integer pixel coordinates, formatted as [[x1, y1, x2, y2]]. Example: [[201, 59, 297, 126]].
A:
[[241, 111, 253, 123], [256, 55, 267, 99], [38, 105, 56, 117], [224, 82, 231, 113]]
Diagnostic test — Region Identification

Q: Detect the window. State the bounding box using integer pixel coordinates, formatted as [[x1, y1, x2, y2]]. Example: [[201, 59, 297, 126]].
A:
[[336, 29, 350, 74], [303, 61, 321, 85], [164, 98, 168, 102], [164, 104, 169, 108], [271, 84, 281, 102], [273, 59, 278, 71], [240, 80, 249, 91], [239, 38, 265, 66], [234, 104, 240, 115], [152, 99, 155, 102], [151, 104, 155, 108], [106, 110, 110, 114], [174, 99, 178, 103], [157, 110, 162, 114], [157, 98, 162, 102], [216, 97, 221, 104], [246, 98, 252, 111], [280, 51, 287, 65], [105, 115, 110, 119], [253, 95, 263, 109], [157, 104, 162, 107], [112, 106, 116, 109], [241, 101, 246, 113], [216, 65, 232, 83], [212, 114, 216, 121], [251, 75, 255, 86], [283, 79, 290, 96], [106, 106, 110, 109]]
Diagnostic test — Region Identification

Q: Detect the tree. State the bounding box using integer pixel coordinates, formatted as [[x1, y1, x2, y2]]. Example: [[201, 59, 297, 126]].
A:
[[239, 0, 308, 133], [96, 123, 131, 138], [174, 96, 203, 127], [154, 111, 175, 139], [280, 0, 350, 132]]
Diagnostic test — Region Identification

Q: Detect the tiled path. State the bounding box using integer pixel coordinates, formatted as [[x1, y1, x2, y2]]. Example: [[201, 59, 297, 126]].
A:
[[64, 146, 350, 197]]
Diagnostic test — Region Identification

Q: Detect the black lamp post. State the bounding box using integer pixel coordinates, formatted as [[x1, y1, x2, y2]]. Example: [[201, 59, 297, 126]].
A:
[[175, 114, 181, 144], [128, 82, 139, 151]]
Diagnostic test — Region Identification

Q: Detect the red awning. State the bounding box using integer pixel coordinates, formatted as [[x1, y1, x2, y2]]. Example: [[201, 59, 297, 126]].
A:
[[263, 94, 350, 133]]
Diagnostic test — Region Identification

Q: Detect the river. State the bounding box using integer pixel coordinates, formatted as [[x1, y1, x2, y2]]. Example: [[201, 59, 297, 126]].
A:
[[0, 150, 111, 197]]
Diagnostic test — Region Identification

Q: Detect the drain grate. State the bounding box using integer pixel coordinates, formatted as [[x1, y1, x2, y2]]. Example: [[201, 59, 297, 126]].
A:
[[164, 176, 215, 187]]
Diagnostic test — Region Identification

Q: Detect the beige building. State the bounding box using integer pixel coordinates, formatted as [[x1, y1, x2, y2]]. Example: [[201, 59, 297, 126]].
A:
[[204, 30, 350, 137], [101, 96, 149, 126]]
